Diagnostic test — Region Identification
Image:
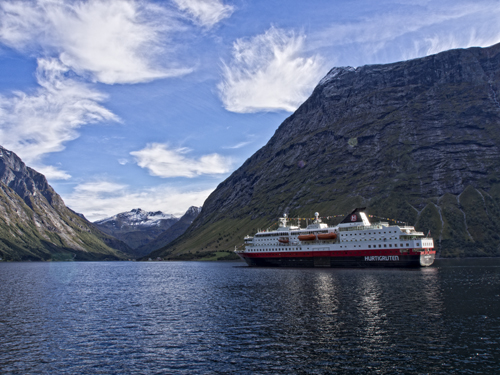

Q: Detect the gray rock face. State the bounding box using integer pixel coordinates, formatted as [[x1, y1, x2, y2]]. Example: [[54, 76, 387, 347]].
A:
[[0, 147, 65, 210], [164, 43, 500, 258], [0, 146, 132, 261]]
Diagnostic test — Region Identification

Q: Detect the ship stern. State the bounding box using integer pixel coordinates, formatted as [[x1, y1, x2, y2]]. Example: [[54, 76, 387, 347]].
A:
[[420, 252, 435, 266]]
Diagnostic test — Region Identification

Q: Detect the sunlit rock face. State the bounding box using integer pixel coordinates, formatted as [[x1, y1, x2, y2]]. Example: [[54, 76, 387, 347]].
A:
[[161, 43, 500, 258], [0, 146, 132, 261]]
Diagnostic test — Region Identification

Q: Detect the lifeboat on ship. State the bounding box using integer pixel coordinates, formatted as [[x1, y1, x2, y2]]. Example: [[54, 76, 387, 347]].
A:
[[278, 237, 289, 243], [317, 232, 337, 240], [298, 234, 316, 241]]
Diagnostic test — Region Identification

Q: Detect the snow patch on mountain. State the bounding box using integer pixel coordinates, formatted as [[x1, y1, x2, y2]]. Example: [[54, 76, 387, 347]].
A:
[[95, 208, 177, 227]]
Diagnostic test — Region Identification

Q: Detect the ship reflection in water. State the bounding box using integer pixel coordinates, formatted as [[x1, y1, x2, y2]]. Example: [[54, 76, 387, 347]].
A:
[[263, 266, 448, 373], [0, 259, 498, 373]]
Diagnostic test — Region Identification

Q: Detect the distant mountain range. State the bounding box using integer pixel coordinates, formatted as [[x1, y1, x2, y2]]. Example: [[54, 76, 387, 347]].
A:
[[94, 206, 201, 257], [0, 146, 132, 261], [0, 145, 201, 261], [93, 209, 179, 249], [155, 42, 500, 259]]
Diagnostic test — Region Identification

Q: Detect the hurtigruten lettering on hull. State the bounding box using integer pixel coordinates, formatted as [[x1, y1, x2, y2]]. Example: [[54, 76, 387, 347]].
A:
[[365, 255, 400, 261], [235, 208, 435, 268]]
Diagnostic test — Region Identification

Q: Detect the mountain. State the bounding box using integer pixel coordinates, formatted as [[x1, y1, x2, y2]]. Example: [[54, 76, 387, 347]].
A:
[[138, 206, 201, 258], [154, 42, 500, 259], [93, 209, 179, 250], [0, 146, 132, 261]]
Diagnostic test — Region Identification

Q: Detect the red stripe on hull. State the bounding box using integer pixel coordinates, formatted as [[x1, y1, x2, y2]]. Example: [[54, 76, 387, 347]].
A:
[[241, 249, 435, 258]]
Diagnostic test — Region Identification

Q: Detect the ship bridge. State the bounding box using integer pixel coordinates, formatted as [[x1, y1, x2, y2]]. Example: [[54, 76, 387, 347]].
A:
[[306, 212, 328, 230], [277, 214, 299, 231]]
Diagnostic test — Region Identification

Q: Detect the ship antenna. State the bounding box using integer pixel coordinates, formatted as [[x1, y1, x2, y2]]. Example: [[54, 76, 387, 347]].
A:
[[279, 213, 288, 228]]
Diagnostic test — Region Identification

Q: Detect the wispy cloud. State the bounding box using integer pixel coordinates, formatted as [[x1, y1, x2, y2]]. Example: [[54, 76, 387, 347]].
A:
[[130, 143, 232, 178], [223, 140, 253, 149], [311, 1, 500, 65], [35, 165, 72, 181], [64, 179, 213, 221], [172, 0, 234, 28], [0, 58, 118, 179], [218, 27, 326, 113], [0, 0, 191, 84]]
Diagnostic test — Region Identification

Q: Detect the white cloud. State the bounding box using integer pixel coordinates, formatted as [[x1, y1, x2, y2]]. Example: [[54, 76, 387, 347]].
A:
[[64, 180, 212, 221], [74, 181, 127, 193], [218, 27, 326, 113], [404, 22, 500, 60], [34, 165, 72, 180], [0, 58, 118, 176], [223, 140, 252, 149], [172, 0, 234, 28], [311, 1, 500, 65], [0, 0, 191, 84], [131, 143, 232, 178]]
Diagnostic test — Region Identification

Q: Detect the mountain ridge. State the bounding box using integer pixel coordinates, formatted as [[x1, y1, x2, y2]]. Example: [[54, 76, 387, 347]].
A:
[[93, 208, 179, 250], [154, 42, 500, 259], [95, 208, 177, 226], [0, 146, 132, 261]]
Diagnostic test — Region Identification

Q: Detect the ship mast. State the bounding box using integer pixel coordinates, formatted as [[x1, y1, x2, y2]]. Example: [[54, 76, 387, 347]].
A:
[[279, 213, 288, 228]]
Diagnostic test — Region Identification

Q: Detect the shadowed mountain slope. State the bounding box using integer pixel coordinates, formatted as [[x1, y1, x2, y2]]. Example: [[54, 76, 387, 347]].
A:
[[140, 206, 201, 258], [156, 43, 500, 259]]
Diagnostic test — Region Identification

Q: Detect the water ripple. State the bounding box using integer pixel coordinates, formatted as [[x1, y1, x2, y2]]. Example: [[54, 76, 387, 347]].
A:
[[0, 259, 499, 374]]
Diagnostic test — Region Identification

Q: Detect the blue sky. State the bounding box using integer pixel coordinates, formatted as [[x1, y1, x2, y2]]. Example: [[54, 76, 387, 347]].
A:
[[0, 0, 499, 221]]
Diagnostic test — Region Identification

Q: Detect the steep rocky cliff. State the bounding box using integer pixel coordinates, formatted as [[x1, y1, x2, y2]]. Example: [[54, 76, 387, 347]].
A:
[[156, 42, 500, 259], [0, 146, 132, 261]]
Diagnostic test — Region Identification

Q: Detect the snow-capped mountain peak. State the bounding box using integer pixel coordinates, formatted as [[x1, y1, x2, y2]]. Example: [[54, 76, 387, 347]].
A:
[[95, 208, 177, 227]]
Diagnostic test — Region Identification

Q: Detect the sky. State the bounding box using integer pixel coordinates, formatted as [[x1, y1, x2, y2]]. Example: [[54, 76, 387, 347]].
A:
[[0, 0, 499, 221]]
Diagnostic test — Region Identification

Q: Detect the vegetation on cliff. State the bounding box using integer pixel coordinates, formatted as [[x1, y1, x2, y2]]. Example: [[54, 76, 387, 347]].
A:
[[0, 146, 131, 261]]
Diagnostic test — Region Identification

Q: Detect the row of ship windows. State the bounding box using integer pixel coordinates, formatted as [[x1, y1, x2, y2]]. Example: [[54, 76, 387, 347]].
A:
[[257, 237, 399, 242], [251, 249, 297, 252], [256, 229, 416, 240], [255, 230, 329, 238], [344, 243, 414, 248], [256, 233, 402, 242], [342, 231, 396, 236], [249, 243, 421, 252], [343, 238, 397, 242]]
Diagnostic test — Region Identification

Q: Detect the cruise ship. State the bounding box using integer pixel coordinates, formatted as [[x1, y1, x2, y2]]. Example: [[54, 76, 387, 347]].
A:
[[235, 208, 435, 267]]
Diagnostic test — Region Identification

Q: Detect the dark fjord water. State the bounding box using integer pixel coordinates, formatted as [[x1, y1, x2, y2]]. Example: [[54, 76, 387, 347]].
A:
[[1, 259, 499, 374]]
